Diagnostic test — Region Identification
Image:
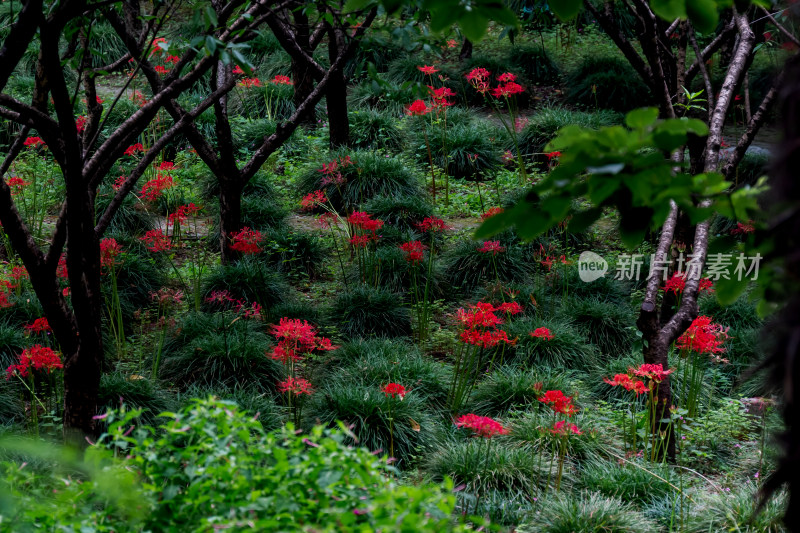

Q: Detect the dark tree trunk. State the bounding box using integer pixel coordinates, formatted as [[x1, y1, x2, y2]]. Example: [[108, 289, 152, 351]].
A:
[[326, 27, 350, 149], [218, 176, 243, 264], [459, 38, 472, 60], [291, 7, 316, 128]]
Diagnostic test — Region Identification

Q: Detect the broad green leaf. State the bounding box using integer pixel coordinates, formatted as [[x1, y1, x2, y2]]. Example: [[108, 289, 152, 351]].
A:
[[625, 107, 659, 129], [568, 208, 602, 233], [650, 0, 687, 20], [548, 0, 582, 20], [687, 0, 719, 34], [715, 276, 749, 305], [458, 10, 490, 41]]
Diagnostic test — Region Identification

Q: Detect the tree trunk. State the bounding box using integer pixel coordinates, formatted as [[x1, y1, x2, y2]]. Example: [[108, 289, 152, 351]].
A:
[[291, 7, 316, 128], [326, 27, 350, 149], [218, 176, 243, 264], [459, 38, 472, 60]]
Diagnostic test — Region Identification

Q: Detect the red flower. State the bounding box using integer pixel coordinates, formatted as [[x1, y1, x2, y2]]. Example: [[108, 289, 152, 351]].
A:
[[278, 376, 314, 396], [446, 39, 457, 48], [632, 363, 675, 383], [460, 328, 514, 348], [429, 86, 456, 107], [540, 256, 554, 271], [24, 318, 51, 334], [271, 75, 293, 85], [23, 137, 44, 147], [546, 151, 561, 160], [317, 212, 337, 229], [164, 55, 180, 64], [150, 288, 184, 308], [6, 177, 30, 194], [406, 99, 431, 116], [154, 65, 169, 75], [478, 240, 505, 255], [158, 161, 175, 171], [699, 278, 715, 294], [455, 413, 509, 438], [731, 221, 755, 235], [100, 238, 122, 268], [238, 77, 262, 88], [481, 207, 504, 220], [417, 65, 439, 75], [140, 229, 172, 252], [124, 143, 145, 156], [663, 273, 686, 295], [400, 240, 428, 264], [382, 383, 408, 399], [550, 420, 582, 435], [530, 327, 554, 341], [76, 115, 88, 133], [230, 227, 263, 254], [496, 301, 523, 315], [538, 390, 576, 416], [764, 31, 772, 41], [112, 176, 127, 191], [497, 72, 517, 83], [456, 302, 503, 329], [268, 317, 336, 363], [232, 65, 244, 75], [675, 316, 729, 355], [349, 235, 370, 248], [205, 290, 234, 305], [140, 174, 174, 201], [466, 68, 490, 93], [0, 292, 12, 309], [6, 345, 63, 380], [416, 217, 449, 232], [492, 82, 525, 98], [301, 190, 327, 211]]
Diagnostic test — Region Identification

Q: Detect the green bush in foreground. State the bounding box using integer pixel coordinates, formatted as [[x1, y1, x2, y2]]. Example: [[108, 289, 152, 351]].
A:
[[0, 398, 466, 532]]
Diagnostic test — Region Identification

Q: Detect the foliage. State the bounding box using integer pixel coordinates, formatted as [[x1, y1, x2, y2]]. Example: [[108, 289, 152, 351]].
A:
[[349, 109, 405, 151], [470, 365, 579, 416], [442, 240, 533, 293], [684, 482, 787, 533], [97, 372, 173, 427], [564, 56, 653, 112], [507, 44, 560, 86], [331, 285, 412, 339], [201, 257, 288, 311], [577, 459, 674, 504], [517, 491, 657, 533], [562, 296, 635, 356], [362, 194, 435, 234], [412, 122, 503, 179], [517, 107, 621, 161], [506, 316, 599, 370], [262, 228, 328, 280]]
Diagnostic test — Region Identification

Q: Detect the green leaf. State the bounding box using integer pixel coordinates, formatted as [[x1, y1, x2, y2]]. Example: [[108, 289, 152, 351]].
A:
[[625, 107, 659, 129], [458, 10, 490, 41], [567, 208, 602, 233], [429, 7, 463, 33], [715, 276, 748, 306], [650, 0, 687, 20], [686, 0, 719, 34], [549, 0, 582, 20]]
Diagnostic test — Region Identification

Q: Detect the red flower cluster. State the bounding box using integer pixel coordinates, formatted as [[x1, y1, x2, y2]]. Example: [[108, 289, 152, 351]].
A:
[[169, 203, 201, 227], [140, 174, 174, 202], [271, 75, 293, 85], [100, 238, 123, 268], [301, 190, 327, 211], [278, 376, 314, 396], [6, 345, 63, 380], [417, 65, 438, 75], [406, 99, 431, 116], [492, 81, 525, 98], [481, 207, 504, 220], [154, 65, 169, 75], [466, 68, 490, 93], [632, 363, 674, 383], [382, 383, 408, 399], [318, 155, 353, 186], [158, 161, 175, 171], [24, 318, 51, 335], [550, 420, 582, 435], [347, 211, 384, 247], [268, 317, 336, 364], [663, 273, 714, 295], [140, 229, 172, 252], [456, 301, 518, 348], [428, 86, 456, 108], [229, 227, 264, 254], [497, 301, 523, 315], [676, 316, 730, 356], [416, 217, 449, 233], [538, 390, 576, 416], [6, 177, 29, 195], [603, 373, 650, 395], [23, 137, 44, 147], [150, 287, 184, 308], [530, 327, 554, 341], [124, 143, 145, 156], [455, 413, 509, 438], [239, 77, 262, 88], [76, 115, 88, 133], [478, 240, 505, 255], [400, 240, 427, 264], [731, 221, 755, 235]]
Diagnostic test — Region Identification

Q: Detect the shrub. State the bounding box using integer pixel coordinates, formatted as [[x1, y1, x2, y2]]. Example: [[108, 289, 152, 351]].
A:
[[201, 257, 288, 311], [684, 482, 786, 533], [348, 109, 404, 151], [411, 122, 502, 179], [230, 117, 278, 152], [348, 79, 416, 116], [307, 382, 438, 466], [470, 365, 581, 416], [102, 244, 166, 327], [360, 246, 447, 300], [158, 311, 281, 390], [177, 384, 283, 431], [578, 459, 674, 504], [385, 55, 441, 84], [699, 293, 762, 332], [517, 491, 657, 533], [229, 80, 296, 121], [507, 44, 560, 85], [517, 106, 621, 161], [505, 316, 599, 370], [331, 285, 411, 339], [262, 228, 327, 280], [562, 297, 635, 357], [328, 338, 451, 405], [565, 56, 653, 112], [97, 372, 173, 426], [296, 150, 423, 212], [442, 240, 533, 294], [362, 195, 435, 234], [271, 299, 329, 328]]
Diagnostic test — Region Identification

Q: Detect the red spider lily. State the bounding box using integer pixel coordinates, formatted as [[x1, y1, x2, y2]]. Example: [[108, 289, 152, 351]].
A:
[[456, 302, 504, 329], [175, 202, 201, 219], [268, 317, 336, 363], [400, 241, 428, 264], [271, 75, 293, 85], [23, 137, 44, 147], [124, 143, 145, 156], [460, 328, 514, 348], [382, 383, 408, 399], [164, 55, 180, 64], [318, 156, 353, 186], [550, 420, 582, 435], [478, 240, 505, 255], [6, 345, 63, 380], [675, 316, 730, 355], [140, 174, 174, 201], [446, 39, 457, 48], [76, 115, 88, 133], [546, 151, 561, 160], [6, 177, 30, 194], [349, 235, 371, 248], [154, 65, 169, 75], [466, 67, 490, 93], [140, 229, 172, 252], [663, 273, 686, 294], [230, 227, 263, 254], [631, 363, 675, 383], [232, 65, 244, 75], [731, 221, 755, 235], [406, 99, 432, 116], [515, 116, 529, 132], [699, 278, 715, 293], [347, 211, 384, 233], [603, 373, 650, 395], [205, 290, 234, 305], [734, 95, 742, 102], [416, 216, 449, 232], [235, 300, 262, 320], [158, 161, 175, 171], [502, 150, 515, 163], [317, 212, 337, 229], [417, 65, 439, 75], [99, 238, 123, 268], [238, 77, 262, 88], [492, 82, 525, 98], [764, 31, 772, 41], [498, 72, 517, 83], [24, 318, 51, 334], [301, 190, 327, 211], [150, 287, 184, 308], [428, 86, 456, 107], [530, 327, 554, 341], [540, 256, 554, 271], [0, 292, 12, 309], [455, 413, 509, 438], [496, 301, 523, 315], [56, 256, 68, 279], [278, 376, 314, 396], [538, 390, 576, 416], [112, 176, 127, 190], [481, 207, 504, 220]]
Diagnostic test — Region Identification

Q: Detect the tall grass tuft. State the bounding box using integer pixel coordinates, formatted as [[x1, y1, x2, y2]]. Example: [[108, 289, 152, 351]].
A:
[[517, 491, 657, 533], [331, 285, 411, 339]]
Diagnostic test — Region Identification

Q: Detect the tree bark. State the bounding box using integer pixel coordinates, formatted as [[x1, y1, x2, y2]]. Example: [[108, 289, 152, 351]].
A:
[[326, 26, 350, 148], [218, 177, 243, 264], [290, 4, 316, 128], [459, 38, 472, 60]]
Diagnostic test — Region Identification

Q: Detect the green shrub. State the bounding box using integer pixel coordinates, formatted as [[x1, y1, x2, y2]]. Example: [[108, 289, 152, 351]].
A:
[[699, 293, 762, 332], [349, 109, 404, 151], [296, 150, 423, 212], [229, 80, 296, 121], [565, 56, 653, 112], [97, 372, 173, 426], [230, 116, 278, 151], [507, 44, 560, 85], [360, 245, 447, 300], [470, 365, 580, 416], [348, 79, 416, 116], [331, 285, 411, 339], [158, 311, 280, 390], [518, 107, 621, 161], [262, 228, 327, 280], [578, 459, 674, 504], [506, 316, 599, 370], [443, 240, 533, 293], [307, 382, 438, 466], [177, 384, 283, 431], [411, 122, 502, 179], [271, 299, 329, 328], [684, 482, 786, 533], [201, 257, 287, 311], [385, 55, 440, 84], [517, 491, 657, 533], [362, 194, 435, 234], [562, 297, 635, 356]]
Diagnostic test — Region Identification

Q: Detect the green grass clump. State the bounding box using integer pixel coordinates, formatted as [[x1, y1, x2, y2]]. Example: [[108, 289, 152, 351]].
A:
[[506, 316, 599, 371], [97, 372, 173, 426], [262, 229, 327, 280], [562, 297, 635, 357], [443, 240, 533, 294], [178, 384, 283, 431], [517, 491, 657, 533], [470, 365, 580, 416], [518, 106, 621, 161], [577, 459, 675, 504], [684, 482, 786, 533], [411, 122, 502, 179], [331, 285, 411, 339], [201, 257, 287, 311], [349, 109, 404, 151], [507, 44, 560, 85], [565, 56, 653, 112]]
